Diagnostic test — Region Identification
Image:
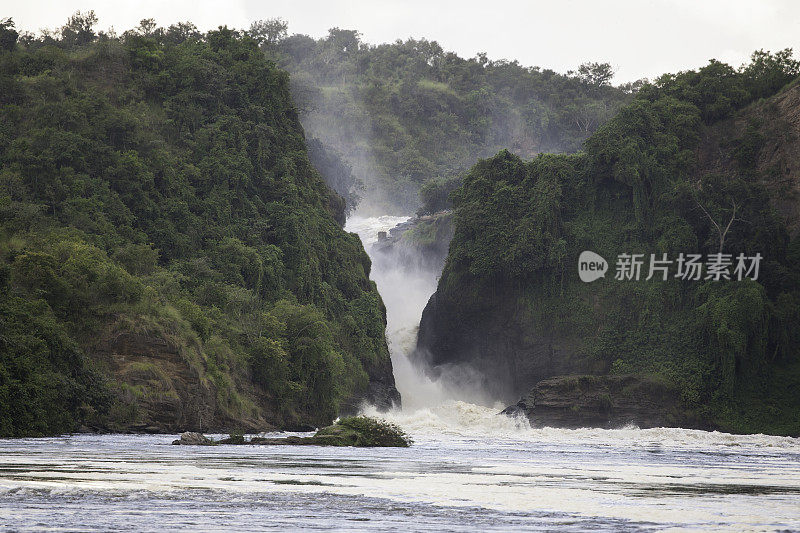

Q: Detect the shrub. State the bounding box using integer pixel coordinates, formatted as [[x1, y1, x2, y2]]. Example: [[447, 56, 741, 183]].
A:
[[318, 416, 411, 447]]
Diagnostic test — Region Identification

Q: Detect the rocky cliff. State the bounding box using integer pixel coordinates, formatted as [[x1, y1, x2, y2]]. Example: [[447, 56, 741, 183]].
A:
[[0, 25, 398, 436], [371, 211, 454, 272], [501, 375, 702, 429], [415, 60, 800, 435], [698, 82, 800, 237]]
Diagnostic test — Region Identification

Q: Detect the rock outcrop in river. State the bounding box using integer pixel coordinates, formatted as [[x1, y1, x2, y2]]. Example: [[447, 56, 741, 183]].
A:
[[172, 417, 411, 447], [370, 211, 454, 272], [502, 375, 701, 429]]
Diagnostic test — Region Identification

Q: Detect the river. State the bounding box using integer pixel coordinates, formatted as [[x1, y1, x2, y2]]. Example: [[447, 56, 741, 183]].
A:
[[1, 215, 799, 531]]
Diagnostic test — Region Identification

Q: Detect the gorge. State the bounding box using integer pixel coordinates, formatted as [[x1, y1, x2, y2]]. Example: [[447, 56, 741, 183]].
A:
[[1, 12, 800, 531]]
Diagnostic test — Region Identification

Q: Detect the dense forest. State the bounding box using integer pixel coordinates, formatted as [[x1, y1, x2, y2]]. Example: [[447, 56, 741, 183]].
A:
[[3, 11, 798, 438], [258, 21, 632, 212], [417, 50, 800, 435], [0, 14, 398, 437]]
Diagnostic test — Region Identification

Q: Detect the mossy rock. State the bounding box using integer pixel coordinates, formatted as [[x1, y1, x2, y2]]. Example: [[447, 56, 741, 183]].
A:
[[207, 416, 411, 447], [313, 417, 410, 447]]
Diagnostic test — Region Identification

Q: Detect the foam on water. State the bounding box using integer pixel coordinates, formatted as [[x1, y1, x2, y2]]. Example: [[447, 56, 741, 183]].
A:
[[1, 427, 798, 531], [360, 400, 800, 452]]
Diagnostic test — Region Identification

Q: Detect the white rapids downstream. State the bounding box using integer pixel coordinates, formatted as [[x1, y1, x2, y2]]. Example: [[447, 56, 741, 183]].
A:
[[0, 215, 798, 532]]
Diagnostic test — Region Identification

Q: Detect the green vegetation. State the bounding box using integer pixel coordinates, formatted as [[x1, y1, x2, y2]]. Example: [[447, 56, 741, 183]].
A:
[[185, 416, 410, 446], [262, 24, 632, 212], [434, 50, 800, 435], [314, 416, 410, 447], [0, 15, 395, 436], [417, 177, 460, 216]]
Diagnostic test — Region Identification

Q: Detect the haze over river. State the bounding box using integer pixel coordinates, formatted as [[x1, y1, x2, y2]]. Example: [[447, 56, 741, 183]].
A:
[[0, 216, 798, 531]]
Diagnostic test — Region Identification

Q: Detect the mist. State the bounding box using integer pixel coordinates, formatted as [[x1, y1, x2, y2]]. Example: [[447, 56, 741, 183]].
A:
[[346, 215, 500, 411], [290, 75, 417, 215]]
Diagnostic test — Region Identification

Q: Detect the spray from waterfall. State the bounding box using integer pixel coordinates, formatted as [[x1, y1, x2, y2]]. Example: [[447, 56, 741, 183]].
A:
[[345, 215, 501, 413]]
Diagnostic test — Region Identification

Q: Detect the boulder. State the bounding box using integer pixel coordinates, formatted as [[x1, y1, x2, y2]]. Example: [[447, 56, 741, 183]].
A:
[[172, 431, 214, 445]]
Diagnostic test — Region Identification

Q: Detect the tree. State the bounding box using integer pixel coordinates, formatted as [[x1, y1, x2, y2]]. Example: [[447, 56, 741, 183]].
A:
[[164, 22, 200, 45], [689, 173, 748, 254], [0, 18, 18, 51], [60, 10, 98, 46], [418, 177, 460, 215], [741, 48, 800, 100], [695, 196, 740, 254], [248, 18, 288, 45], [620, 78, 647, 94], [578, 62, 614, 86], [137, 18, 157, 37], [324, 27, 361, 57]]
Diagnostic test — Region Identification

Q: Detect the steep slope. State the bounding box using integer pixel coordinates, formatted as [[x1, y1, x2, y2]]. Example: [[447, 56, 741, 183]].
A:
[[0, 21, 398, 437], [416, 54, 800, 435], [698, 82, 800, 237], [273, 31, 632, 212]]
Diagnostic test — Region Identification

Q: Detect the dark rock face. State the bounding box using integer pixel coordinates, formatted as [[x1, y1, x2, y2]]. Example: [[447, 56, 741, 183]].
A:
[[502, 375, 703, 429], [94, 331, 270, 434], [352, 355, 401, 412], [363, 372, 401, 411], [416, 289, 598, 403], [340, 293, 400, 413], [97, 328, 399, 432]]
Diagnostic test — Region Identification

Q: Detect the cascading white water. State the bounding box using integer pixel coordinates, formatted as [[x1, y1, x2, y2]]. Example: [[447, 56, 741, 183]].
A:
[[345, 215, 453, 411], [345, 214, 507, 423]]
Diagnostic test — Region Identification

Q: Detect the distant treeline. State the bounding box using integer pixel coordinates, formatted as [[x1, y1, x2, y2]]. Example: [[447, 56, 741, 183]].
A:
[[256, 21, 634, 211]]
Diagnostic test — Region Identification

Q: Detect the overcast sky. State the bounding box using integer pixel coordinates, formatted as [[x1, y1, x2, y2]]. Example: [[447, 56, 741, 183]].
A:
[[5, 0, 799, 82]]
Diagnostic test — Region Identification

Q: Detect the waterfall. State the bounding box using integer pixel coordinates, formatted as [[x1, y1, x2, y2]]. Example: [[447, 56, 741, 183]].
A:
[[345, 215, 502, 415], [345, 215, 451, 410]]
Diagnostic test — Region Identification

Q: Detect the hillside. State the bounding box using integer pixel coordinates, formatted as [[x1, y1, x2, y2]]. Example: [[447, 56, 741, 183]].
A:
[[416, 51, 800, 435], [0, 16, 398, 437], [268, 26, 632, 212]]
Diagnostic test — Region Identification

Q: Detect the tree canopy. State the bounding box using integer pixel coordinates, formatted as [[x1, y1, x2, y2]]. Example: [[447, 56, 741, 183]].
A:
[[434, 50, 800, 434], [0, 16, 394, 436]]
